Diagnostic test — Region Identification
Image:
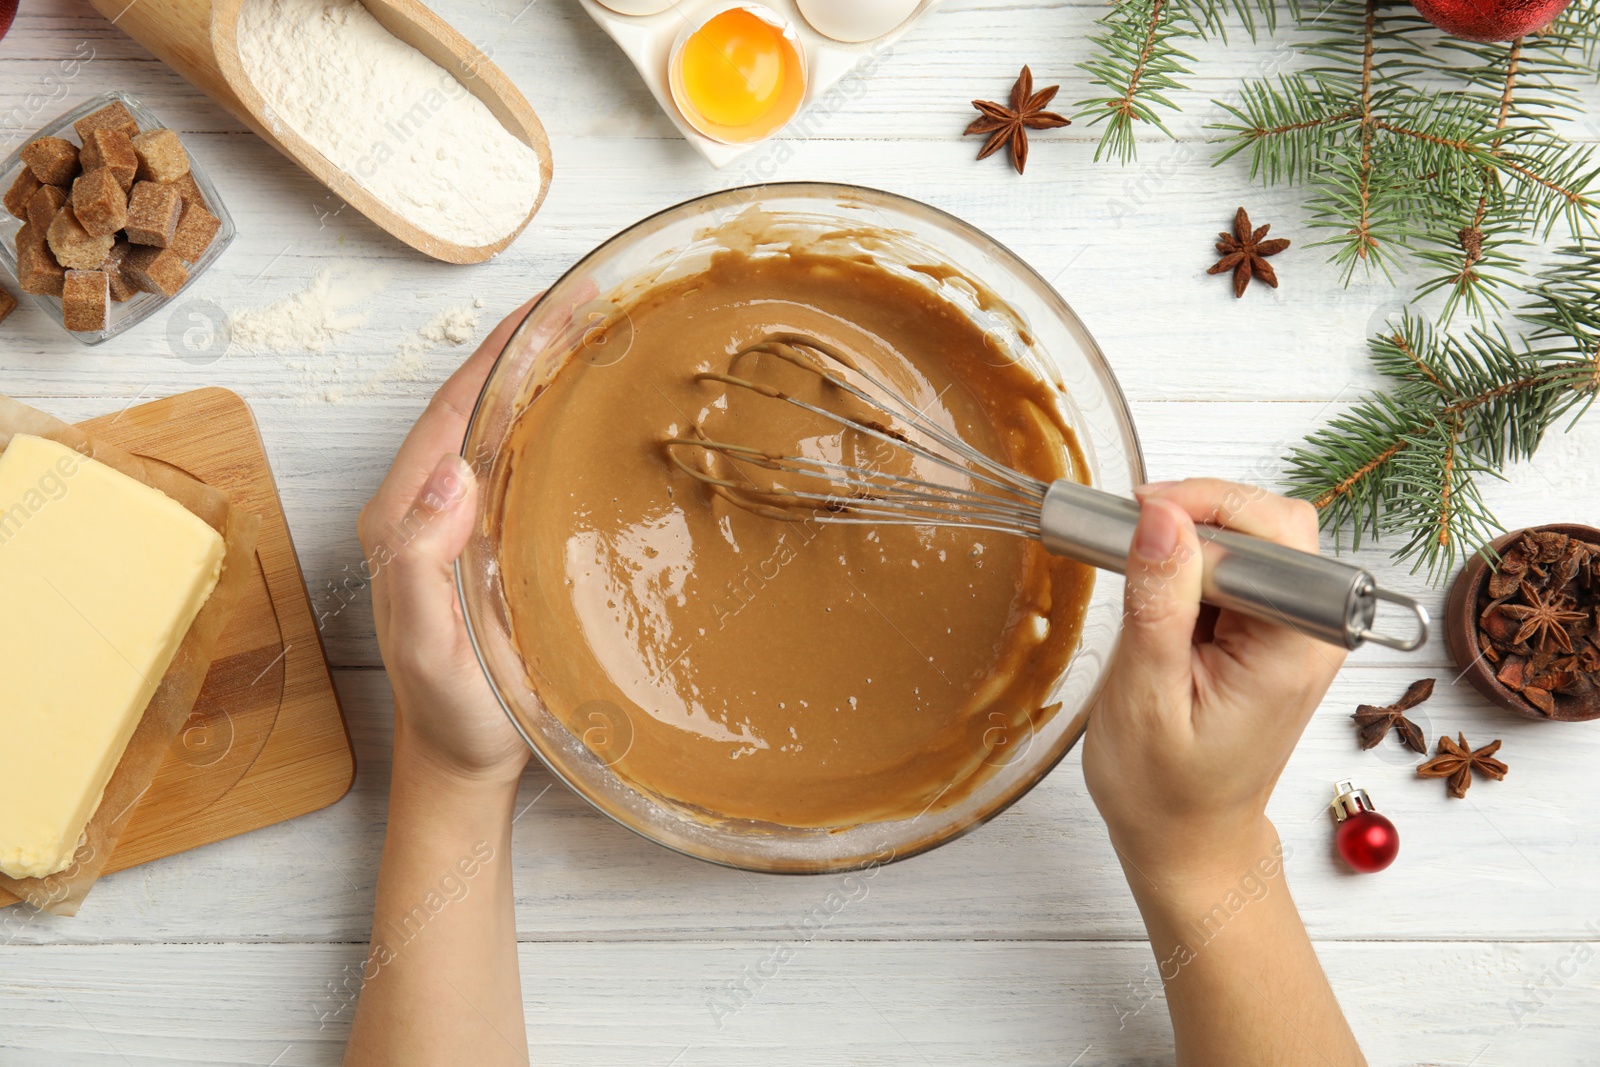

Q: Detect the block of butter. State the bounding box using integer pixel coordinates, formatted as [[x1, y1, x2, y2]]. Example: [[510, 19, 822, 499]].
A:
[[0, 434, 225, 881]]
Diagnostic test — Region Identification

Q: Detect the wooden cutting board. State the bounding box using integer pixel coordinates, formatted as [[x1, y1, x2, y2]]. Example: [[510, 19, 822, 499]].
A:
[[0, 388, 353, 908]]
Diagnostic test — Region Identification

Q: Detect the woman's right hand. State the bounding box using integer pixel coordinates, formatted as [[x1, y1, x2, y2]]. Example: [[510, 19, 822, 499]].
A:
[[1081, 478, 1347, 887]]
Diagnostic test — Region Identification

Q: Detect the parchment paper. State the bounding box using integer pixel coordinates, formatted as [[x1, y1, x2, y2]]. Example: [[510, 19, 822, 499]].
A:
[[0, 396, 261, 916]]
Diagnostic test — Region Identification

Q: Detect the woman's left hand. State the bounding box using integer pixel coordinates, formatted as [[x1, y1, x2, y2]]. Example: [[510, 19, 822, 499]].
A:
[[357, 299, 538, 788]]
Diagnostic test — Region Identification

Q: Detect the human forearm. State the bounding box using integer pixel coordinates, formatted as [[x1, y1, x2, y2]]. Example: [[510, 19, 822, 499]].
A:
[[1084, 483, 1364, 1065], [344, 308, 540, 1066], [1122, 820, 1365, 1067], [344, 739, 527, 1067]]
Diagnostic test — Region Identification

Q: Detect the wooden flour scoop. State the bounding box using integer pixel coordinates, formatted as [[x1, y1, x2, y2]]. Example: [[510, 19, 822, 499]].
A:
[[87, 0, 553, 264]]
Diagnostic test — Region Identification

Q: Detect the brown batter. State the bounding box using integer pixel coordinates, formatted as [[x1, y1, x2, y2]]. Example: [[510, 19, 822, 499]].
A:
[[498, 248, 1093, 828]]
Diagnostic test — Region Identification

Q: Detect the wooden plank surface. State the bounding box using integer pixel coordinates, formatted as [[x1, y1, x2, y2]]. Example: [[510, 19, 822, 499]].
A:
[[3, 0, 1599, 1061], [3, 940, 1597, 1066], [6, 665, 1597, 947]]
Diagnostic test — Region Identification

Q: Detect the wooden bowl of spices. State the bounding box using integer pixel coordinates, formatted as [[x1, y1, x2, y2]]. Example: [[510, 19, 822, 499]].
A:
[[1445, 523, 1600, 722]]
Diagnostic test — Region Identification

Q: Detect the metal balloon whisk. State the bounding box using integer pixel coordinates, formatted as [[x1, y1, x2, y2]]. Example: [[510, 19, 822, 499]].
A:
[[664, 333, 1428, 652]]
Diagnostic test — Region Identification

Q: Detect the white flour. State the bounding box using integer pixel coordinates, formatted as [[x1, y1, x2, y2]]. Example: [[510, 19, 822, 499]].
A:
[[387, 299, 484, 385], [322, 299, 484, 402], [236, 0, 543, 247], [227, 263, 386, 353], [415, 300, 482, 346], [225, 265, 484, 402]]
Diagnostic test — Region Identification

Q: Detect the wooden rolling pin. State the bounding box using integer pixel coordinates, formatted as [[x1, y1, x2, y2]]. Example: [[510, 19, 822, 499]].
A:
[[88, 0, 552, 264]]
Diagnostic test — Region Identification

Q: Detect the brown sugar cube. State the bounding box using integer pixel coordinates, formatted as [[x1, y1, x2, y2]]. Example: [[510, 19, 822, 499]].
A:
[[16, 223, 66, 297], [131, 128, 190, 184], [4, 167, 41, 220], [62, 270, 110, 333], [124, 181, 182, 247], [73, 101, 140, 142], [125, 245, 189, 298], [170, 199, 221, 264], [101, 239, 139, 303], [0, 285, 17, 326], [46, 206, 114, 270], [19, 137, 80, 187], [164, 170, 209, 212], [80, 128, 138, 192], [26, 183, 67, 236], [71, 168, 128, 238]]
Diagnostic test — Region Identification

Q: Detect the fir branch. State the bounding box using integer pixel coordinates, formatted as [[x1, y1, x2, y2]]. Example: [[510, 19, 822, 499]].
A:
[[1075, 0, 1193, 163], [1427, 40, 1520, 320], [1115, 0, 1176, 131], [1370, 93, 1504, 192], [1439, 31, 1585, 122], [1210, 76, 1361, 183], [1491, 139, 1600, 235], [1079, 0, 1600, 575], [1352, 0, 1379, 266], [1413, 217, 1528, 320], [1205, 0, 1600, 314], [1076, 0, 1276, 162], [1285, 249, 1600, 579], [1546, 0, 1600, 71], [1522, 247, 1600, 403]]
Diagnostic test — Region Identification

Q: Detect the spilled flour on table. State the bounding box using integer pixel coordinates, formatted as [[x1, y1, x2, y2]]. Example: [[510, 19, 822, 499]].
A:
[[321, 298, 485, 404], [394, 301, 482, 377], [227, 263, 387, 355], [224, 267, 484, 403]]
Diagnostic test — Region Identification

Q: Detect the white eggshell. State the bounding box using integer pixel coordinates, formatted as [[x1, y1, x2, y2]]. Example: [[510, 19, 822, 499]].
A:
[[593, 0, 676, 15], [795, 0, 920, 42]]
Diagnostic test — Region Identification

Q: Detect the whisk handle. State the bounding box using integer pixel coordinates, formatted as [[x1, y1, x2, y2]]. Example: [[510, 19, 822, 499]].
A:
[[1037, 481, 1428, 652]]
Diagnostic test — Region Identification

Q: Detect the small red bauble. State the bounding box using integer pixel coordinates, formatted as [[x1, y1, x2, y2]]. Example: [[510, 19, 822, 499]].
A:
[[1409, 0, 1570, 41], [1330, 780, 1399, 873], [0, 0, 17, 42]]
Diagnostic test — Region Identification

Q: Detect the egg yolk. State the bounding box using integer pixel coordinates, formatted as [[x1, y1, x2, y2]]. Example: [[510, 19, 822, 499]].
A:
[[679, 9, 787, 129]]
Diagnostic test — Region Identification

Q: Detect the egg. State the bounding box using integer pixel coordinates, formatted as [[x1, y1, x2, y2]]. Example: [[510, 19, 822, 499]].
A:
[[795, 0, 920, 42], [669, 4, 808, 144]]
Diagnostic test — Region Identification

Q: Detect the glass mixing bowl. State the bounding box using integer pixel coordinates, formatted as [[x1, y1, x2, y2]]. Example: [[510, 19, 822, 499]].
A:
[[458, 182, 1145, 873]]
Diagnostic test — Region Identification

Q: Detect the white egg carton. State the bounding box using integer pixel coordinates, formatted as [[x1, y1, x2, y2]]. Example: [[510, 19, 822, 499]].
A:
[[578, 0, 944, 168]]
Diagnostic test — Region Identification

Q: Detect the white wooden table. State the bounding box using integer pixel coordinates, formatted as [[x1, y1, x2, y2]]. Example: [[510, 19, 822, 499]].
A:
[[5, 2, 1600, 1063]]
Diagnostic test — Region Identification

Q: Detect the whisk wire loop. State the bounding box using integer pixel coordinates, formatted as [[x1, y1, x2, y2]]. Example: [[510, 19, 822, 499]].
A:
[[733, 335, 1049, 500], [682, 338, 1047, 532]]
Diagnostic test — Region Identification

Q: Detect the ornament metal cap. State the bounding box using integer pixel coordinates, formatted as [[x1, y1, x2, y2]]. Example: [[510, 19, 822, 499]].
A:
[[1330, 779, 1376, 823]]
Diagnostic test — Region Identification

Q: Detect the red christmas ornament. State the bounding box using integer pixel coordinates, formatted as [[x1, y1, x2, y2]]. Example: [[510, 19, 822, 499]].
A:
[[1409, 0, 1570, 42], [1330, 780, 1399, 874]]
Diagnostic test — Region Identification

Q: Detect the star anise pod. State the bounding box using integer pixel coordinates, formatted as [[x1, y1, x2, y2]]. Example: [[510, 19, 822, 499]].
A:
[[1207, 207, 1291, 298], [1495, 581, 1588, 653], [1417, 733, 1508, 799], [1351, 677, 1433, 753], [965, 66, 1070, 175], [1523, 684, 1557, 715]]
